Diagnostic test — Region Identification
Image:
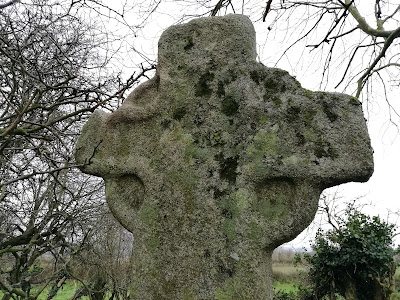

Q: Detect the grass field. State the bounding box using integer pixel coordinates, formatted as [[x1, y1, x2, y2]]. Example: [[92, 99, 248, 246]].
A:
[[273, 263, 305, 285], [273, 282, 298, 293], [2, 280, 297, 299], [272, 261, 400, 299], [272, 262, 303, 298], [2, 265, 400, 299], [0, 281, 89, 300]]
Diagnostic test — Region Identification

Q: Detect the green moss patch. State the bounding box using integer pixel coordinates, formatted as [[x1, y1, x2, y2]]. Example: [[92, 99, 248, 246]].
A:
[[166, 170, 198, 208], [303, 110, 317, 126], [215, 154, 238, 184], [221, 95, 239, 116], [184, 36, 194, 50], [314, 139, 338, 159], [250, 70, 262, 84], [247, 129, 280, 158], [173, 106, 187, 120], [348, 96, 361, 106], [214, 278, 244, 300], [146, 233, 160, 253], [295, 132, 306, 146], [322, 102, 338, 122], [255, 179, 295, 220], [263, 94, 282, 106], [222, 218, 237, 240], [246, 221, 263, 241], [140, 204, 159, 227], [219, 189, 252, 240], [287, 105, 301, 122], [217, 81, 225, 97], [195, 70, 214, 97], [304, 89, 313, 99], [264, 76, 287, 94]]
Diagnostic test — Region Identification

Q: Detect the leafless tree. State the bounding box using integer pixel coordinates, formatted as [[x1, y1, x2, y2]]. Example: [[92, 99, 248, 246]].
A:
[[165, 1, 400, 119], [0, 0, 153, 299], [261, 1, 400, 101], [69, 211, 133, 300]]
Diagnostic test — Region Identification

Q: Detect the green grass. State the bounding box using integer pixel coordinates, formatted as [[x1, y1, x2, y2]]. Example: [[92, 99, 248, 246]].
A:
[[273, 263, 400, 299], [395, 267, 400, 281], [272, 263, 306, 284], [391, 292, 400, 300], [0, 281, 89, 300], [272, 262, 304, 296], [2, 267, 400, 299], [273, 282, 298, 293]]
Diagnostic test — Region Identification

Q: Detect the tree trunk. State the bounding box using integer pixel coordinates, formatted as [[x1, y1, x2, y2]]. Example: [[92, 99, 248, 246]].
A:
[[341, 277, 391, 300], [342, 278, 357, 300]]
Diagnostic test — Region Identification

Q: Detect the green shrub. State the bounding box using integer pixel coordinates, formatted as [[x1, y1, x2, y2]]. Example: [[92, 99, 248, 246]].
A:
[[273, 285, 315, 300], [273, 289, 298, 300], [305, 206, 398, 300]]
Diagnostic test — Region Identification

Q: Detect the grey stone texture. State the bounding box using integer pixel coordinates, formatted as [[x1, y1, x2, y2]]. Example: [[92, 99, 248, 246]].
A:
[[75, 14, 373, 300]]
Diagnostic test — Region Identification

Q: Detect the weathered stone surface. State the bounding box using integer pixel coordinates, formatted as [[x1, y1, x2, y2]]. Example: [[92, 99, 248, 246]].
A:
[[75, 14, 373, 300]]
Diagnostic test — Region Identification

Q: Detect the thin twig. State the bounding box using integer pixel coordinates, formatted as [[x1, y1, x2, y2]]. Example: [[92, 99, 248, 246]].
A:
[[262, 0, 273, 22], [356, 27, 400, 98], [0, 0, 19, 9]]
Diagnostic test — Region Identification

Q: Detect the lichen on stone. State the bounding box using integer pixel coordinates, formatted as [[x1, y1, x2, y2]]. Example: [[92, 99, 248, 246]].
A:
[[75, 14, 374, 300]]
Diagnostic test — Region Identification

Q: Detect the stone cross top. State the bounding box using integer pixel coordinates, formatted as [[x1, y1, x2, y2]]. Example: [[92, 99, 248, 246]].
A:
[[75, 14, 373, 300]]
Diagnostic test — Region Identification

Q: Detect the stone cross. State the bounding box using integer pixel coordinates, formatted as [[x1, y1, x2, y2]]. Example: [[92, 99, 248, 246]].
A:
[[75, 14, 373, 300]]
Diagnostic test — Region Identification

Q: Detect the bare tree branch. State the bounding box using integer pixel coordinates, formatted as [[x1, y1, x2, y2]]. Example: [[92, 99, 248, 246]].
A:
[[382, 5, 400, 25], [263, 0, 273, 22], [356, 27, 400, 98], [211, 0, 225, 16], [0, 0, 19, 9], [306, 0, 353, 49], [346, 0, 399, 38]]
